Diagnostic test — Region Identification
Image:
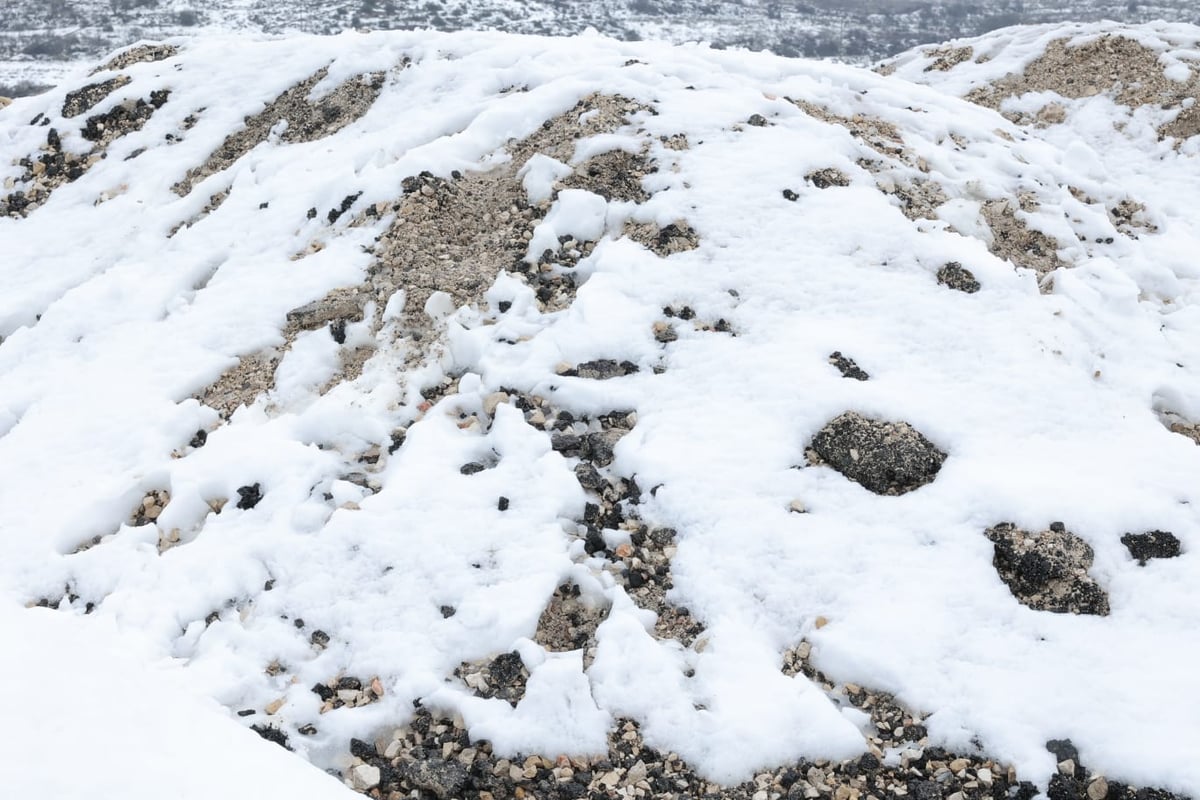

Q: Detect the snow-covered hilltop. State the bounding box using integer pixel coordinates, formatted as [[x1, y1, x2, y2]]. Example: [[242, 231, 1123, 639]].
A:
[[1, 24, 1198, 800]]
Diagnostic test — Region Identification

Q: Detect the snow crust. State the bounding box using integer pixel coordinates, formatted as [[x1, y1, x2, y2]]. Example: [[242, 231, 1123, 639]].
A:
[[1, 24, 1198, 797]]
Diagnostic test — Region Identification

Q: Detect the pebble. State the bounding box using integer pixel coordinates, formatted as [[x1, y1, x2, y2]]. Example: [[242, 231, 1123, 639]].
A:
[[1088, 777, 1109, 800], [350, 763, 381, 790], [977, 767, 993, 786], [948, 758, 969, 772], [264, 697, 285, 715], [1059, 759, 1076, 777], [483, 391, 510, 415]]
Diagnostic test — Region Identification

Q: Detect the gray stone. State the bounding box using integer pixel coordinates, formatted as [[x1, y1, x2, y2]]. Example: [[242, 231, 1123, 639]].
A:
[[809, 412, 946, 495], [398, 756, 469, 799]]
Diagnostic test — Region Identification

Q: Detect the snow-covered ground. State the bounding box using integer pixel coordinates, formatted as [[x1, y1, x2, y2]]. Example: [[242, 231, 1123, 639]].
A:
[[0, 23, 1198, 800]]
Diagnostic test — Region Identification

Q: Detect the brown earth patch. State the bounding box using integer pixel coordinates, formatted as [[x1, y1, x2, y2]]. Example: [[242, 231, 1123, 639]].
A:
[[196, 351, 281, 420]]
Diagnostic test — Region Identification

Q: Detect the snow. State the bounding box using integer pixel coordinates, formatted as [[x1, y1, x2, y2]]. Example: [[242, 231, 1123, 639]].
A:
[[1, 23, 1199, 798]]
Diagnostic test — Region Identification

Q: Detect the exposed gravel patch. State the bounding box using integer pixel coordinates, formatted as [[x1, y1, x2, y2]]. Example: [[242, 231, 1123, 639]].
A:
[[936, 262, 981, 293], [1121, 530, 1182, 565], [806, 167, 850, 189], [985, 522, 1110, 615], [62, 75, 130, 118], [173, 66, 387, 196], [828, 351, 870, 381], [923, 45, 974, 72], [980, 197, 1064, 285], [807, 412, 946, 495], [93, 42, 178, 74]]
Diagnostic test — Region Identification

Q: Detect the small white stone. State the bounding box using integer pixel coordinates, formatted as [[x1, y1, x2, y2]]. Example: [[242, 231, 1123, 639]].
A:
[[1088, 778, 1109, 800], [383, 739, 404, 759], [483, 392, 509, 415], [337, 689, 359, 703], [1059, 759, 1076, 777], [978, 768, 994, 787], [350, 763, 381, 790]]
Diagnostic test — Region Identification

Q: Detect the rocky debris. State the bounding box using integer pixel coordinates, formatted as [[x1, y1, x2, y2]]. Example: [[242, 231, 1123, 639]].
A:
[[342, 705, 1050, 800], [455, 651, 529, 706], [173, 67, 387, 196], [195, 351, 280, 420], [791, 98, 907, 164], [1103, 197, 1157, 236], [808, 412, 946, 495], [131, 489, 170, 527], [349, 763, 382, 791], [985, 522, 1110, 615], [535, 583, 610, 665], [1167, 419, 1200, 446], [93, 43, 178, 74], [284, 288, 372, 336], [62, 75, 130, 118], [81, 89, 169, 145], [3, 86, 169, 217], [560, 147, 653, 202], [881, 174, 949, 222], [964, 34, 1200, 144], [311, 675, 385, 713], [981, 197, 1065, 284], [806, 167, 850, 189], [828, 351, 869, 381], [662, 304, 733, 336], [623, 219, 701, 256], [937, 262, 981, 293], [924, 45, 974, 72], [1120, 530, 1182, 566], [560, 359, 639, 380]]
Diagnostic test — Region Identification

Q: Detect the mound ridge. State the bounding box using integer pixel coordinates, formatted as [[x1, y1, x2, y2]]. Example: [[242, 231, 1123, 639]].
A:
[[0, 26, 1197, 800]]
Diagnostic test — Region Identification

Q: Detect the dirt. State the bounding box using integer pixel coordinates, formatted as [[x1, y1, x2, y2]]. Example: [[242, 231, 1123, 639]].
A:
[[807, 412, 947, 496]]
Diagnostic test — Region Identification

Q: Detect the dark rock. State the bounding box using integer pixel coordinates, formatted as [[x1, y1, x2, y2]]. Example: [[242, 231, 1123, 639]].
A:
[[907, 779, 942, 800], [828, 351, 870, 381], [460, 462, 486, 476], [388, 429, 406, 454], [584, 527, 607, 555], [236, 483, 262, 509], [747, 113, 768, 126], [311, 682, 335, 701], [250, 724, 291, 750], [236, 708, 255, 717], [497, 496, 510, 511], [310, 629, 330, 648], [440, 605, 456, 618], [649, 527, 677, 546], [782, 188, 799, 201], [1121, 530, 1181, 565], [498, 300, 512, 313], [350, 737, 376, 759], [1049, 775, 1087, 800], [1046, 739, 1080, 764], [189, 428, 207, 448], [337, 676, 362, 691], [986, 524, 1110, 615], [329, 319, 346, 344], [398, 756, 469, 799], [936, 262, 981, 293], [551, 432, 584, 456], [487, 651, 526, 687], [809, 412, 946, 495], [575, 462, 607, 491], [63, 76, 129, 119], [586, 430, 623, 467]]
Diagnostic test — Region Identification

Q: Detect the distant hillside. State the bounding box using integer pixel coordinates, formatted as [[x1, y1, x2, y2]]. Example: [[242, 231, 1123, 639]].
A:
[[1, 22, 1199, 800], [3, 0, 1200, 95]]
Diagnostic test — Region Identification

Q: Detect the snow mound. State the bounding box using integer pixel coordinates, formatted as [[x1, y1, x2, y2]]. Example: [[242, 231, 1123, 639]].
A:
[[1, 26, 1199, 798]]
